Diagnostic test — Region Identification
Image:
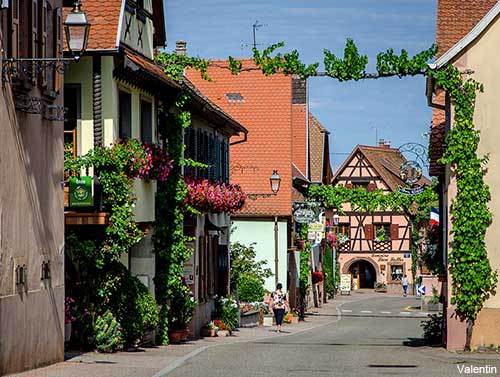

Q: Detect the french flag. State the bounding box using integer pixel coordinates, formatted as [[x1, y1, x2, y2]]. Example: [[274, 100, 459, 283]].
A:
[[430, 207, 440, 227]]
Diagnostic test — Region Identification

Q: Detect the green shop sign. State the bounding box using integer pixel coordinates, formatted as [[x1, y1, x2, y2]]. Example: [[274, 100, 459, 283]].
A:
[[69, 176, 93, 207]]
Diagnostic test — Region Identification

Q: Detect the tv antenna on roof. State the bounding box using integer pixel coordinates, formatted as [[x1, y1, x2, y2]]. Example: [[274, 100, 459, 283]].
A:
[[241, 21, 268, 50]]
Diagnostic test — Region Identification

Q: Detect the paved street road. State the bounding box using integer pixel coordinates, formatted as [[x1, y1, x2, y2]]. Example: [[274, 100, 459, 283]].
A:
[[166, 295, 500, 377]]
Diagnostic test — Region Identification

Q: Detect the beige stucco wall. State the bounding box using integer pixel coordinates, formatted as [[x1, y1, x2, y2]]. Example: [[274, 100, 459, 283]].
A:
[[442, 16, 500, 349], [451, 18, 500, 311], [0, 85, 65, 373], [120, 6, 154, 59]]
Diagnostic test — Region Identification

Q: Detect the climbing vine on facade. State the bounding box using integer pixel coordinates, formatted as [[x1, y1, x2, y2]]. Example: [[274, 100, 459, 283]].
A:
[[153, 92, 195, 345]]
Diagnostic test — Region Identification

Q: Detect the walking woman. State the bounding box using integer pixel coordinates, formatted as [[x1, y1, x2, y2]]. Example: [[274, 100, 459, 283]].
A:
[[270, 283, 289, 333]]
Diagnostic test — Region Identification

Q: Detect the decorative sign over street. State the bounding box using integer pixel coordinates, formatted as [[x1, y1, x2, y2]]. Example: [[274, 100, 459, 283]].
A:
[[397, 143, 429, 196], [69, 176, 93, 207], [399, 160, 423, 185], [292, 201, 321, 224]]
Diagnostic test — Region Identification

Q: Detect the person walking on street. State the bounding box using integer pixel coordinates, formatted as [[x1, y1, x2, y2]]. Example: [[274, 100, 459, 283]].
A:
[[401, 275, 409, 297], [270, 283, 288, 333]]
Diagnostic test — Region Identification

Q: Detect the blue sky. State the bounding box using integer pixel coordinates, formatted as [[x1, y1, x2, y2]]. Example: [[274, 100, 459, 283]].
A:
[[164, 0, 437, 171]]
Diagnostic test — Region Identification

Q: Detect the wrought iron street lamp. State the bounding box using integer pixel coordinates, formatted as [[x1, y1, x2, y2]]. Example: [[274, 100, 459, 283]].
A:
[[2, 1, 91, 82], [64, 1, 91, 58], [247, 170, 281, 200]]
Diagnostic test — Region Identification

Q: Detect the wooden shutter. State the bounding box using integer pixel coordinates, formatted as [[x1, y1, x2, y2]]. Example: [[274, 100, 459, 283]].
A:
[[390, 224, 399, 240], [367, 183, 376, 192], [39, 0, 48, 87], [54, 7, 63, 92], [364, 224, 374, 240]]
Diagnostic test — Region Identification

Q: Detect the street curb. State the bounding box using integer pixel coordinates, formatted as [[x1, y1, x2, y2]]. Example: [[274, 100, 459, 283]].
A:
[[153, 296, 375, 376], [151, 346, 208, 377]]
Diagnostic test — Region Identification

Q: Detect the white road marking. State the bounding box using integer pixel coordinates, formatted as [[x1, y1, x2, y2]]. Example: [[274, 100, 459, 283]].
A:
[[361, 310, 372, 313], [400, 311, 411, 315], [341, 309, 352, 313], [380, 311, 392, 314]]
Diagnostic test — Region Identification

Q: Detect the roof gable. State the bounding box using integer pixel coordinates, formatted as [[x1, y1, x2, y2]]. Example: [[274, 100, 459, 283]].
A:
[[332, 145, 431, 191]]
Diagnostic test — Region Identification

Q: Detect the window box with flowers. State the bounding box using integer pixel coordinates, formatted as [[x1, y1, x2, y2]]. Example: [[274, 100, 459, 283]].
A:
[[185, 178, 246, 214]]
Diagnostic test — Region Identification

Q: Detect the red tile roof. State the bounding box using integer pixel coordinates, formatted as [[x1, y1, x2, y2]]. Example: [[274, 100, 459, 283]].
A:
[[436, 0, 498, 57], [65, 0, 123, 52], [333, 145, 432, 191], [186, 60, 295, 216]]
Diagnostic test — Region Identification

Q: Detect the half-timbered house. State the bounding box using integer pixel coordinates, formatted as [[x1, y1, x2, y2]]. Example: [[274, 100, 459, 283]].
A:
[[331, 143, 431, 294]]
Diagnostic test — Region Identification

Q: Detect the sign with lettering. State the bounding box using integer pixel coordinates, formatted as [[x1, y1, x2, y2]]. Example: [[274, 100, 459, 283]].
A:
[[69, 176, 93, 207], [340, 274, 352, 294], [292, 201, 321, 224], [309, 222, 324, 232]]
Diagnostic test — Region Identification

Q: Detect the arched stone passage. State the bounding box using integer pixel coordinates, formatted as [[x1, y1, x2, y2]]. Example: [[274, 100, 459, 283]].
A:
[[342, 257, 380, 289]]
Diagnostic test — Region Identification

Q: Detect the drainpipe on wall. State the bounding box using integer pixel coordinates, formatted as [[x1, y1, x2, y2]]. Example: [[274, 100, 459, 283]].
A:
[[274, 216, 279, 286]]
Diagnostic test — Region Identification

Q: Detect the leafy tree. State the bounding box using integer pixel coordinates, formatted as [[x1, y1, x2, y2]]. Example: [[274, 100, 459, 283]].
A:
[[230, 242, 273, 298]]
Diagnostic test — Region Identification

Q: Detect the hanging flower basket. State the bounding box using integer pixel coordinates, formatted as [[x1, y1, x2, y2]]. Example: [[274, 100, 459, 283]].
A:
[[185, 178, 246, 214]]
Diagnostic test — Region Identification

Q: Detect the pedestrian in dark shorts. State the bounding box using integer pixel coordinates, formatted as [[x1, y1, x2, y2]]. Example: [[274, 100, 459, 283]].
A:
[[270, 283, 289, 333]]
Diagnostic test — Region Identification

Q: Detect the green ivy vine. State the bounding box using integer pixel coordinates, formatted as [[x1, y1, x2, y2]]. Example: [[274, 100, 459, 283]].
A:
[[430, 65, 497, 348], [64, 141, 145, 262], [153, 92, 195, 344]]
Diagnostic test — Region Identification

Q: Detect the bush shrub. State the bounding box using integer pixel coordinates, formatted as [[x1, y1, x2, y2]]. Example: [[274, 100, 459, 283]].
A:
[[217, 296, 239, 331], [103, 262, 159, 345], [92, 310, 124, 353], [421, 314, 444, 345], [238, 273, 265, 302]]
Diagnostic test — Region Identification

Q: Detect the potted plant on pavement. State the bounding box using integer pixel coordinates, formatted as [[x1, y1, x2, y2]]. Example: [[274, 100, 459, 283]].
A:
[[217, 296, 239, 335], [201, 321, 218, 337], [168, 285, 197, 343]]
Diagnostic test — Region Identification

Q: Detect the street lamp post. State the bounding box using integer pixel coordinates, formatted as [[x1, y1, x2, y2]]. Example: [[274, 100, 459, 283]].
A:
[[332, 213, 339, 299]]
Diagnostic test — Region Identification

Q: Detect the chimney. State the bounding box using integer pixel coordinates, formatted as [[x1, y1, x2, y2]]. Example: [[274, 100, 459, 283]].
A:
[[176, 40, 187, 56], [378, 139, 390, 149]]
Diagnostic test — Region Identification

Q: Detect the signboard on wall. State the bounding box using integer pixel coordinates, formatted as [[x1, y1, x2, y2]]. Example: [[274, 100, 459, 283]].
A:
[[340, 274, 352, 295], [69, 176, 93, 207]]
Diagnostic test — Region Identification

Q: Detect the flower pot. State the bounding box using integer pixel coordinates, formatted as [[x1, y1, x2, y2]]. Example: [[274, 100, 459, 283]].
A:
[[296, 240, 305, 250], [201, 328, 217, 337], [168, 329, 184, 344], [181, 328, 190, 341], [64, 322, 72, 343]]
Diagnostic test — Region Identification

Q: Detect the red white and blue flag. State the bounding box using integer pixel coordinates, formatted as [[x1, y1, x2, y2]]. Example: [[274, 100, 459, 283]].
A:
[[430, 207, 440, 227]]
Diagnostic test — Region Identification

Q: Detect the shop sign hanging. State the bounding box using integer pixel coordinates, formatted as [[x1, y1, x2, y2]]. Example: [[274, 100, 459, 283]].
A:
[[69, 176, 93, 207], [292, 201, 321, 224]]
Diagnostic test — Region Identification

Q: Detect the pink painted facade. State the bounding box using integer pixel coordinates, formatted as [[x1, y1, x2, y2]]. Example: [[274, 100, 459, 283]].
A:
[[330, 145, 431, 293]]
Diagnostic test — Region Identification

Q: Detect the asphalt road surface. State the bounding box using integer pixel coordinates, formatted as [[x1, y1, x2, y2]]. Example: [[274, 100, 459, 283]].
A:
[[166, 295, 500, 377]]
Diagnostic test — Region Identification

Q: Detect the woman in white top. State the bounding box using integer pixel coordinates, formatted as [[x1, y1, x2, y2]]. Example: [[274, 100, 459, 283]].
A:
[[269, 282, 289, 333]]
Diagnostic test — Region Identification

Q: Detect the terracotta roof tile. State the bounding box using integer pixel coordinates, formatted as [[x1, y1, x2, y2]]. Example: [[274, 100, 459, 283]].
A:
[[309, 113, 327, 183], [186, 60, 294, 216], [64, 0, 123, 51], [333, 145, 432, 191], [436, 0, 498, 57]]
